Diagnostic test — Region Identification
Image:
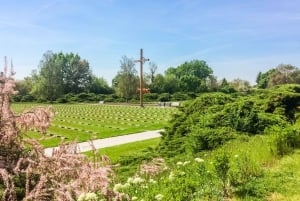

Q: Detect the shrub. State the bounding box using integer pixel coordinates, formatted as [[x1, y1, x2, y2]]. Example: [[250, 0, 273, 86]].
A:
[[185, 127, 237, 153], [271, 125, 300, 156], [158, 93, 171, 102], [214, 151, 231, 197]]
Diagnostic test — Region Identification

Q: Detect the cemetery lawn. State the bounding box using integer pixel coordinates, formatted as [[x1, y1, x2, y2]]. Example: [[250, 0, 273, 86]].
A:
[[85, 138, 161, 163], [12, 103, 176, 147]]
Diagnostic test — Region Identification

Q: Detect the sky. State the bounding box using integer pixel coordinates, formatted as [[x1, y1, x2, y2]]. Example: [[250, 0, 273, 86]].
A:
[[1, 0, 300, 85]]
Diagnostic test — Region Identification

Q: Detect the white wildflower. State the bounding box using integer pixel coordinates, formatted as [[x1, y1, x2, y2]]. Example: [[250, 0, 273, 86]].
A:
[[169, 171, 175, 181], [85, 192, 97, 201], [194, 158, 204, 163], [183, 161, 191, 166], [113, 183, 123, 192], [179, 171, 185, 176], [132, 177, 144, 184], [176, 161, 183, 166], [123, 182, 130, 188], [149, 179, 157, 184], [127, 177, 134, 183], [155, 194, 164, 200], [78, 193, 85, 201]]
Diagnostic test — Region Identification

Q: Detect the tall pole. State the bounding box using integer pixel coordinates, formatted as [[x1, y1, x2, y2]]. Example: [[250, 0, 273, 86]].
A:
[[140, 49, 144, 107], [135, 48, 149, 107]]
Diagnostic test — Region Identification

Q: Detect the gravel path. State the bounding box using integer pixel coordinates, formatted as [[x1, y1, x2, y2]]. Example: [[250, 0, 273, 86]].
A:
[[44, 129, 163, 156]]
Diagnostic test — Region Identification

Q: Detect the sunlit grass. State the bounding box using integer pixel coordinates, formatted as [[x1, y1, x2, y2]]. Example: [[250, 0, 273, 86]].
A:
[[85, 138, 160, 163], [12, 103, 176, 147]]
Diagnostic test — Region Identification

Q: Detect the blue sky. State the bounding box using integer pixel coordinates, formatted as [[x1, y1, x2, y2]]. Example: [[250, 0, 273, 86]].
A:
[[1, 0, 300, 84]]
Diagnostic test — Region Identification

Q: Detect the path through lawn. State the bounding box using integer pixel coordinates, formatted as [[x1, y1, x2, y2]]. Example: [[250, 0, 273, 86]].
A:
[[44, 129, 162, 156]]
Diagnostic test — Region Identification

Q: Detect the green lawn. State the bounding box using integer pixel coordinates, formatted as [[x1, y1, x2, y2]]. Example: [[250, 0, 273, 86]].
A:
[[85, 138, 161, 163], [12, 103, 176, 147]]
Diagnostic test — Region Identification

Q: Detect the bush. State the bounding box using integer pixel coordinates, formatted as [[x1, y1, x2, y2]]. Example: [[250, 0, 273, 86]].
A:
[[20, 94, 36, 102], [143, 93, 159, 101], [272, 125, 300, 156], [158, 93, 171, 102], [186, 127, 237, 153], [171, 92, 189, 101], [56, 97, 68, 103]]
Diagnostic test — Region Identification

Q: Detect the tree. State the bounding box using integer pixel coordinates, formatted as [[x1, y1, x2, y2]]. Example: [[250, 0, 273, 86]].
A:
[[114, 56, 139, 102], [268, 64, 300, 87], [230, 78, 251, 92], [218, 78, 236, 93], [61, 53, 92, 94], [33, 51, 64, 101], [165, 60, 213, 92], [149, 74, 165, 93], [89, 75, 113, 94], [256, 69, 275, 89], [164, 73, 180, 94], [31, 51, 93, 101], [148, 62, 158, 84], [206, 75, 218, 92]]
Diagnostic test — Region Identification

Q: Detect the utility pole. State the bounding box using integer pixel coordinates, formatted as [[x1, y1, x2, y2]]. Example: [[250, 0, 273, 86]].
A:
[[134, 49, 149, 107]]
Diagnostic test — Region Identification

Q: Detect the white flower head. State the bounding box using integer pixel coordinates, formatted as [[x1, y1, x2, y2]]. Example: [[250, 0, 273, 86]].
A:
[[194, 158, 204, 163], [176, 161, 183, 166], [132, 177, 145, 184], [113, 183, 123, 192], [85, 192, 97, 200], [149, 179, 157, 184], [155, 194, 164, 200], [169, 171, 175, 181], [183, 161, 191, 166]]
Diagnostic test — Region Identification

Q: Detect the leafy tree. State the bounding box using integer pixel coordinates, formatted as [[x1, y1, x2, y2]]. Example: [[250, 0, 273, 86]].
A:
[[149, 74, 165, 93], [268, 64, 300, 87], [230, 78, 251, 92], [218, 78, 236, 93], [257, 64, 300, 89], [165, 60, 213, 93], [148, 62, 157, 84], [32, 51, 64, 101], [89, 75, 113, 94], [256, 70, 275, 89], [31, 51, 93, 101], [206, 75, 218, 92], [164, 73, 180, 94], [61, 52, 92, 94], [15, 77, 33, 96], [114, 56, 139, 102]]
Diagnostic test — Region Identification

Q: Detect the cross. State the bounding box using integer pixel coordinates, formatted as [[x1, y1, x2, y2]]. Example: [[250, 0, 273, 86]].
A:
[[134, 49, 150, 107]]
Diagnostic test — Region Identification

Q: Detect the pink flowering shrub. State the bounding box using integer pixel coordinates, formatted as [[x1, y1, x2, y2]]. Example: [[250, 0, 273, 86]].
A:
[[0, 64, 120, 200]]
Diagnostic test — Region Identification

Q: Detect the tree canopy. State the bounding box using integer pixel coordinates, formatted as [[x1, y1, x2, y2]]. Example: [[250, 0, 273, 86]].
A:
[[113, 56, 139, 102], [256, 64, 300, 88], [27, 51, 112, 101]]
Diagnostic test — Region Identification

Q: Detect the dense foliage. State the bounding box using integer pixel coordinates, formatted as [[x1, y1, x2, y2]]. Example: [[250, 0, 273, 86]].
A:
[[159, 84, 300, 156], [256, 64, 300, 89]]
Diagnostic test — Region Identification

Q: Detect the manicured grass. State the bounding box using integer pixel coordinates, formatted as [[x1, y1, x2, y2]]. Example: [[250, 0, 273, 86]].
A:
[[85, 138, 161, 163], [12, 103, 176, 147]]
